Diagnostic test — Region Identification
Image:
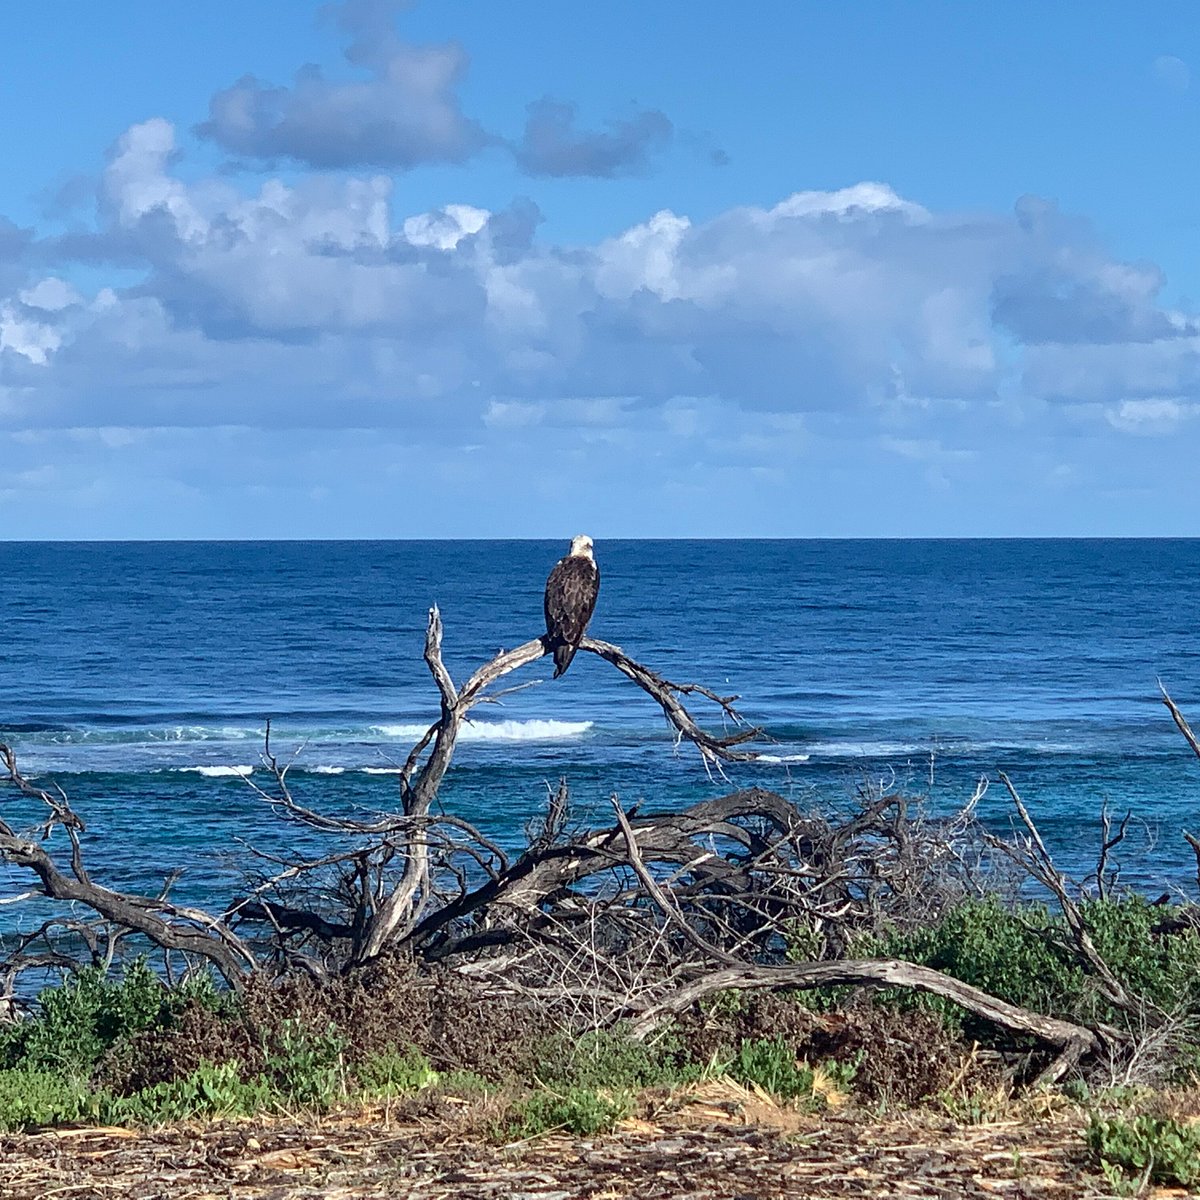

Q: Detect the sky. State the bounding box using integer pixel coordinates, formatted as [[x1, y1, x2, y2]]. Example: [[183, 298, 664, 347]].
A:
[[2, 1, 1200, 538]]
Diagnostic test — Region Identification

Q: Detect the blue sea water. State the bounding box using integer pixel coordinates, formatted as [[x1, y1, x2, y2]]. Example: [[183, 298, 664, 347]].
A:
[[2, 539, 1200, 916]]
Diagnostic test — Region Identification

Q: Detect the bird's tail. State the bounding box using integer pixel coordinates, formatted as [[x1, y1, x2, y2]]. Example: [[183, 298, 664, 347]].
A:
[[552, 643, 577, 678]]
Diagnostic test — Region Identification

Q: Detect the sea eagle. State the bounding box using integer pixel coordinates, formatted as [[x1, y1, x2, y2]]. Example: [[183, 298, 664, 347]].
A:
[[543, 535, 600, 678]]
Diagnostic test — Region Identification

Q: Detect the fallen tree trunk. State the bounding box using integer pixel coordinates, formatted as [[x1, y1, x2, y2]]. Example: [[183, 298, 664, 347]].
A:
[[624, 959, 1109, 1086]]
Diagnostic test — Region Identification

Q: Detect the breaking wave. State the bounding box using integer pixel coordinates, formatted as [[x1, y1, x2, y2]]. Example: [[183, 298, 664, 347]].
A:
[[177, 765, 255, 778], [7, 718, 594, 748], [371, 719, 593, 742]]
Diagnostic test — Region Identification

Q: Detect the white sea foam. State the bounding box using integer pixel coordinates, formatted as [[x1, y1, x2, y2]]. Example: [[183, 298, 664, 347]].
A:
[[370, 719, 593, 742], [755, 753, 811, 764], [362, 767, 405, 775], [307, 765, 345, 775], [178, 765, 255, 777], [800, 738, 1089, 759], [803, 741, 916, 758], [31, 724, 265, 746]]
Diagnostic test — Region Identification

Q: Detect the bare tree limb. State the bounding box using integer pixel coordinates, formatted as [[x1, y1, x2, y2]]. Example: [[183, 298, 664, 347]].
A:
[[988, 772, 1156, 1025], [623, 959, 1104, 1085], [0, 744, 256, 986]]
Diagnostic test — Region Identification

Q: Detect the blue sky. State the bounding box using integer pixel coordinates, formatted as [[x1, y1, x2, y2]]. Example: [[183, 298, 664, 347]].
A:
[[2, 0, 1199, 537]]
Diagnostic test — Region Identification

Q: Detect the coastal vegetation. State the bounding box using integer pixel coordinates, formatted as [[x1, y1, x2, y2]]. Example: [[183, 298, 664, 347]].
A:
[[5, 611, 1200, 1192]]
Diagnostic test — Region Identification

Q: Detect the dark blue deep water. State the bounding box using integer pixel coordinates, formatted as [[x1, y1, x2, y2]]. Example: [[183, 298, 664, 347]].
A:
[[3, 539, 1200, 914]]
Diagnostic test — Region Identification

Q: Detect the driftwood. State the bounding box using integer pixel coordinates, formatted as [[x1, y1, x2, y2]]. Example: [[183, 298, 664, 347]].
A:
[[0, 745, 255, 987], [0, 612, 766, 985], [625, 960, 1099, 1084]]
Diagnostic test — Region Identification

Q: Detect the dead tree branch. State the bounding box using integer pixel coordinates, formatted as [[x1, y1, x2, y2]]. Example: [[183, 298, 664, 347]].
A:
[[1160, 682, 1200, 891], [0, 744, 256, 986], [346, 609, 766, 964], [987, 772, 1157, 1026], [5, 605, 1171, 1091], [623, 959, 1103, 1086]]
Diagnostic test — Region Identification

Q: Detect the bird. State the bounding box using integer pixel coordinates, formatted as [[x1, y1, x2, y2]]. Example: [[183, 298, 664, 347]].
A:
[[543, 535, 600, 677]]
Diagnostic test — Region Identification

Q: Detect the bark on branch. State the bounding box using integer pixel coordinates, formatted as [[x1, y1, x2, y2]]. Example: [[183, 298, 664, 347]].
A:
[[351, 610, 765, 964], [624, 960, 1103, 1085], [0, 745, 256, 986]]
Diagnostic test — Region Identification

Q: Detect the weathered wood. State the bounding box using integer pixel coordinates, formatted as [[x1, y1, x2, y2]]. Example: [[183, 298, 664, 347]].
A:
[[0, 745, 256, 985], [624, 959, 1103, 1085]]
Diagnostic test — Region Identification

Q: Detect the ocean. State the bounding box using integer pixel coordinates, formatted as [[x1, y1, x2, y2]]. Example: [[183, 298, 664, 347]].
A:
[[3, 539, 1200, 916]]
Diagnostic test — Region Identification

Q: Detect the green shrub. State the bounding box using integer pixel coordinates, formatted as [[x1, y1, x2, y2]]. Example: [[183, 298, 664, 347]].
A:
[[506, 1086, 634, 1137], [728, 1037, 816, 1102], [105, 1061, 273, 1126], [0, 961, 225, 1076], [356, 1046, 439, 1097], [1081, 899, 1200, 1019], [263, 1019, 348, 1110], [1087, 1111, 1200, 1190], [861, 896, 1200, 1059], [865, 898, 1077, 1025], [438, 1070, 494, 1096], [533, 1027, 705, 1092], [0, 1068, 102, 1130]]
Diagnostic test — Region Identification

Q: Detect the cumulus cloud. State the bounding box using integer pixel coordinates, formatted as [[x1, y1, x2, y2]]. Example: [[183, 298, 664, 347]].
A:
[[196, 0, 486, 169], [5, 126, 1200, 477], [402, 203, 488, 249], [1106, 397, 1197, 434], [513, 98, 673, 178], [195, 2, 682, 179], [992, 258, 1192, 345], [0, 304, 61, 364]]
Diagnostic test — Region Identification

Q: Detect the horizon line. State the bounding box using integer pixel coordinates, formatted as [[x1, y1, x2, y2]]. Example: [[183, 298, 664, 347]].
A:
[[4, 535, 1199, 545]]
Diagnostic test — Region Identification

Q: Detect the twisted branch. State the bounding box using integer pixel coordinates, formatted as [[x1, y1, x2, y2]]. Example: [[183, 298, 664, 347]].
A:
[[0, 744, 257, 986]]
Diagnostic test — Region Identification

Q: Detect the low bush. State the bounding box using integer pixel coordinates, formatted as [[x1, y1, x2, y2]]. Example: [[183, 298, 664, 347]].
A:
[[1087, 1110, 1200, 1191], [262, 1019, 348, 1110], [729, 1036, 814, 1100], [861, 896, 1200, 1068], [504, 1086, 634, 1138], [860, 898, 1076, 1027], [104, 1061, 273, 1126], [533, 1027, 707, 1093], [0, 960, 223, 1076], [0, 1067, 101, 1131], [356, 1046, 439, 1097]]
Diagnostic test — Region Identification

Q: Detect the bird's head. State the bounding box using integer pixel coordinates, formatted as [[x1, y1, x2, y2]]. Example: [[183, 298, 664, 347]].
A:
[[568, 534, 595, 560]]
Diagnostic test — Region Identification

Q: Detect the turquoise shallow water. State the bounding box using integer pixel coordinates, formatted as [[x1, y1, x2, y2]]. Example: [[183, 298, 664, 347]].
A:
[[3, 538, 1200, 914]]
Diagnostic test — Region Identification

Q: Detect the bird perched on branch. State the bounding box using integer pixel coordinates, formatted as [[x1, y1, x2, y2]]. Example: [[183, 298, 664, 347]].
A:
[[543, 534, 600, 677]]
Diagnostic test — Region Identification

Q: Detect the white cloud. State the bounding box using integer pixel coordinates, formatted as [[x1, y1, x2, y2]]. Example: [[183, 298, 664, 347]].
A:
[[4, 125, 1200, 478], [19, 277, 81, 312], [103, 119, 206, 238], [1106, 397, 1197, 434], [0, 303, 60, 364], [403, 204, 489, 250], [767, 182, 928, 222], [483, 399, 544, 428]]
